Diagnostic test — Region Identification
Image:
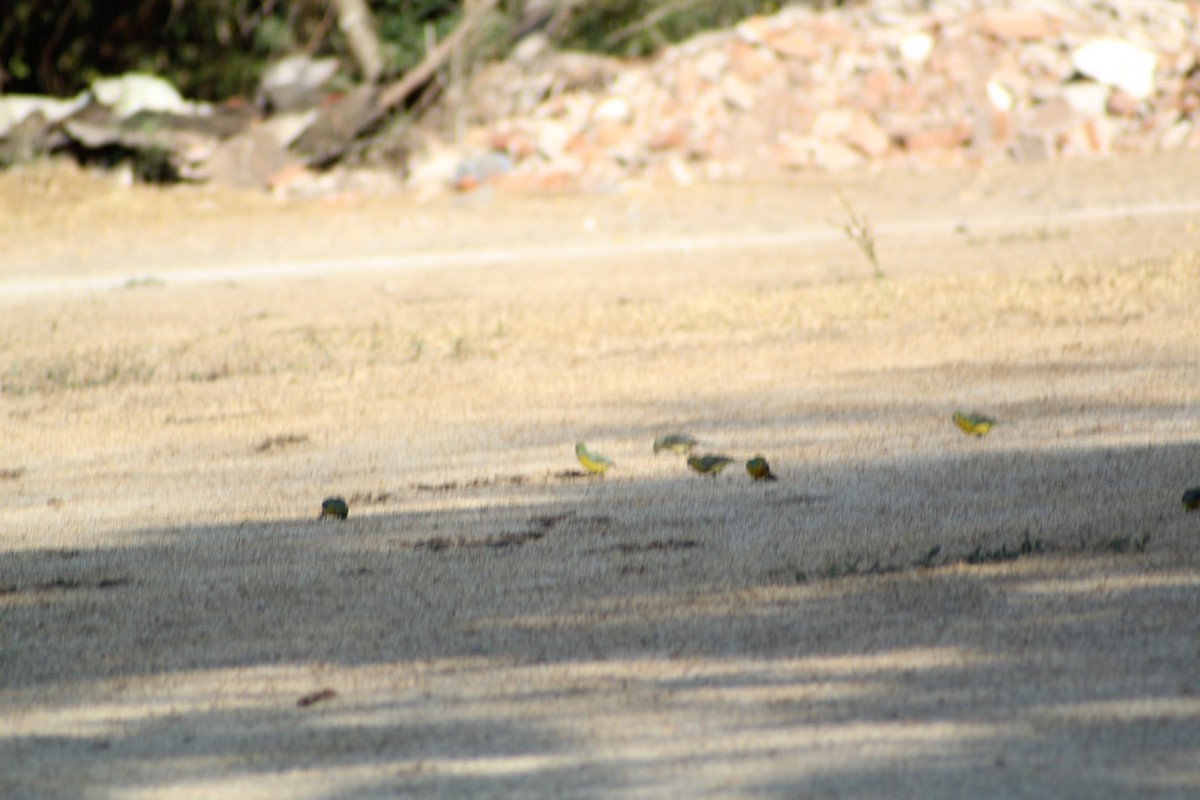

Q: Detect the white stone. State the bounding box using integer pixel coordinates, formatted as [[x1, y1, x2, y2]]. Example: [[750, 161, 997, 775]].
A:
[[1061, 81, 1109, 118], [1071, 39, 1157, 99], [593, 95, 632, 123], [900, 32, 934, 63], [986, 81, 1014, 112]]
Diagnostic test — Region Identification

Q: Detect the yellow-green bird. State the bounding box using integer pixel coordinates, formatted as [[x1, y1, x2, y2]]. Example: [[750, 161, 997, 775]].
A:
[[953, 411, 995, 437], [575, 441, 615, 476], [1183, 487, 1200, 511], [746, 455, 777, 481], [319, 496, 349, 520], [654, 433, 699, 455], [687, 454, 735, 477]]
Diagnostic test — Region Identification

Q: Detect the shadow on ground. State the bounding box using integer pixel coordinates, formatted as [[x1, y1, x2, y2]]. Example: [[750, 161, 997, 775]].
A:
[[2, 435, 1199, 798]]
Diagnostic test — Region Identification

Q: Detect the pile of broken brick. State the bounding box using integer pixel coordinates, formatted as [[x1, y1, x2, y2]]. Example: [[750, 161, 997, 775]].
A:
[[2, 0, 1196, 196], [422, 0, 1198, 193]]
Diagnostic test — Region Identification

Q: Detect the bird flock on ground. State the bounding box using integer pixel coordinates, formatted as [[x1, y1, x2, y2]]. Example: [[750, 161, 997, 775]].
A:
[[319, 410, 1200, 520], [578, 435, 775, 482]]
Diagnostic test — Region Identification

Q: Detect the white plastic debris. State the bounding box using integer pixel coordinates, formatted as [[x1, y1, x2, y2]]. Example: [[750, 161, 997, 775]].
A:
[[0, 92, 89, 137], [1071, 39, 1157, 99], [91, 73, 207, 118]]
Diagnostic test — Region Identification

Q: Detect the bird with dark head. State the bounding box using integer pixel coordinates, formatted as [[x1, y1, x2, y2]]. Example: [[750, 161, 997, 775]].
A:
[[654, 433, 699, 455], [687, 454, 734, 477], [320, 496, 349, 520], [746, 455, 777, 481]]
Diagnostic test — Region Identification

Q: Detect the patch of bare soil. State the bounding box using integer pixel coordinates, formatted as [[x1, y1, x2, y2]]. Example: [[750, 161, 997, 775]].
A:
[[1, 152, 1199, 798]]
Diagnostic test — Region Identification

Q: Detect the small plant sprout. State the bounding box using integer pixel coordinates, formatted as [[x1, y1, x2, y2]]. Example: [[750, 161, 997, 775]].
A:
[[833, 189, 885, 280]]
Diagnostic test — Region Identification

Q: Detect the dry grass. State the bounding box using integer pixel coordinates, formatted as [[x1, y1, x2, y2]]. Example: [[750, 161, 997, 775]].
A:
[[3, 244, 1194, 397]]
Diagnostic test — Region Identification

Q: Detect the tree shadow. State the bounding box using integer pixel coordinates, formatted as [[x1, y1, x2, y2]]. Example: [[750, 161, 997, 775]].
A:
[[2, 433, 1199, 797]]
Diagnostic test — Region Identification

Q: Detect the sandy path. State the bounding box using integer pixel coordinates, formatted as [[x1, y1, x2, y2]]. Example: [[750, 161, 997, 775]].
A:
[[1, 152, 1199, 798]]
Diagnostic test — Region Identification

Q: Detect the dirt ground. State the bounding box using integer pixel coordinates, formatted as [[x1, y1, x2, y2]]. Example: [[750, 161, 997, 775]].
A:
[[2, 151, 1199, 799]]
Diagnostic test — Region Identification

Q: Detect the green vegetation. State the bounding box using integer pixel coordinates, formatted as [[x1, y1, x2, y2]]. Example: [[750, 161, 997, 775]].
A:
[[1, 0, 795, 101], [554, 0, 785, 57], [1, 0, 297, 99]]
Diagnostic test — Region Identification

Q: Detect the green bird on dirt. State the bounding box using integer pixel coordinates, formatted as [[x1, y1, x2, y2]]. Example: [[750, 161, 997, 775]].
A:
[[746, 455, 777, 481], [1183, 487, 1200, 511], [953, 411, 995, 436], [653, 433, 700, 455], [319, 496, 349, 520], [576, 441, 615, 476], [687, 454, 735, 477]]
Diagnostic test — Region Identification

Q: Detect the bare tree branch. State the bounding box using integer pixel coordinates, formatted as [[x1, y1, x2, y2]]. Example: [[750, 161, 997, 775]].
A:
[[330, 0, 384, 83], [374, 0, 499, 114]]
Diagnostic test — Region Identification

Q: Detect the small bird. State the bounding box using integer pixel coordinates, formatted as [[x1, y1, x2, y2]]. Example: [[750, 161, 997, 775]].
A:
[[1183, 488, 1200, 511], [319, 496, 349, 520], [953, 411, 995, 437], [575, 441, 615, 476], [687, 454, 735, 477], [654, 433, 699, 455], [746, 455, 777, 481]]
